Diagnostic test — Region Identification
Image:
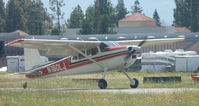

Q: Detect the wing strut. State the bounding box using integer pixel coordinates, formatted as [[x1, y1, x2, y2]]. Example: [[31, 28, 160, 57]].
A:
[[68, 44, 105, 69]]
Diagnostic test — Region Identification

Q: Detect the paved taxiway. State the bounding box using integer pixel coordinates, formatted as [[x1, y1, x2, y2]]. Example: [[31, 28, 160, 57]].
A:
[[0, 88, 199, 94]]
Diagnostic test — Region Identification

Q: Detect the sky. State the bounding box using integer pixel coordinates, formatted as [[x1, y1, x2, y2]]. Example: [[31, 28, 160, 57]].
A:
[[3, 0, 176, 26]]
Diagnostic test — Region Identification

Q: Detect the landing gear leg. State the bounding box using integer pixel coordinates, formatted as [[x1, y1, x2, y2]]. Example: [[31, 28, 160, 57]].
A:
[[122, 69, 139, 88], [98, 68, 108, 89]]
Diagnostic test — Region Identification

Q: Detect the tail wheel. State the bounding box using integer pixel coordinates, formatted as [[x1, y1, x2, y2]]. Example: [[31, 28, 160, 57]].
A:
[[98, 79, 107, 89], [130, 78, 139, 88], [23, 82, 28, 89]]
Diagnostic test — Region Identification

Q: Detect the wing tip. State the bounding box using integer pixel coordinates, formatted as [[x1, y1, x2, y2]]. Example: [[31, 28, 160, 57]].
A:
[[5, 39, 24, 46]]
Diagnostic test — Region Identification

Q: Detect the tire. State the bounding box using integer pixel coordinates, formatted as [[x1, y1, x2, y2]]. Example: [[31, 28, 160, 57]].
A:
[[98, 79, 107, 89], [23, 82, 27, 89], [130, 78, 139, 88]]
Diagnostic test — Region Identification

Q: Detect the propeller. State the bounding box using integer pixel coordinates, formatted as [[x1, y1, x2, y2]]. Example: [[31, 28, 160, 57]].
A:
[[138, 39, 147, 47], [124, 38, 147, 65]]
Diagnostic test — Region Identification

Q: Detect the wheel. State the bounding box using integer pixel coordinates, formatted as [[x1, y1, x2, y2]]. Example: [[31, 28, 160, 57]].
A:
[[23, 82, 27, 89], [98, 79, 107, 89], [130, 78, 139, 88]]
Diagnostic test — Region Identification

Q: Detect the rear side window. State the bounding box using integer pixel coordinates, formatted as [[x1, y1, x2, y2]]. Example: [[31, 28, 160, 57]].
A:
[[87, 47, 98, 56]]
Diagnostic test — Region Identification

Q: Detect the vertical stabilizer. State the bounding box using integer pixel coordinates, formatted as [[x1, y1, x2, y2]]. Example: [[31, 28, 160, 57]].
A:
[[24, 48, 41, 71]]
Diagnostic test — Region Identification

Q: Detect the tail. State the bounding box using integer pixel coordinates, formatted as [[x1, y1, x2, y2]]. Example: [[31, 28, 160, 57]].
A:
[[24, 48, 46, 71]]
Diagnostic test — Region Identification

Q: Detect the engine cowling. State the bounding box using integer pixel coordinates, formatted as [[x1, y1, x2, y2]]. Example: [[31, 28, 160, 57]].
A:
[[124, 46, 141, 68]]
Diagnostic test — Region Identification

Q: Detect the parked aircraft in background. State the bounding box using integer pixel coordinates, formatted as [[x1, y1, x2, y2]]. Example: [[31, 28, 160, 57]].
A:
[[6, 38, 184, 89]]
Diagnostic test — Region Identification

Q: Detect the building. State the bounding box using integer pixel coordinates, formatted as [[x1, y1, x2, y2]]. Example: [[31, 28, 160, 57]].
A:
[[141, 50, 199, 72], [1, 29, 199, 68], [0, 30, 28, 67], [118, 13, 156, 28], [115, 13, 191, 34], [64, 13, 191, 34]]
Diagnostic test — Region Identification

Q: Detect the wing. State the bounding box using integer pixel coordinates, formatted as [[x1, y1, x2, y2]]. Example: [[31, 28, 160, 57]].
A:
[[6, 39, 102, 56], [117, 38, 184, 47]]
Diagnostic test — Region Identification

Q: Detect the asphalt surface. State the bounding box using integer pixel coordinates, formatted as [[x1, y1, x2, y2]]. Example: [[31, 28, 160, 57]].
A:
[[0, 88, 199, 94]]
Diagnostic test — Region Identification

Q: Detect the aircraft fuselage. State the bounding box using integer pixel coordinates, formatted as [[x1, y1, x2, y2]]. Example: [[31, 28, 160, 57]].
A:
[[26, 46, 141, 78]]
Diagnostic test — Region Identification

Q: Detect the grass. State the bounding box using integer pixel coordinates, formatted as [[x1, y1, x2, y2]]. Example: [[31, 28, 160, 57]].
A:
[[0, 91, 199, 106], [0, 72, 199, 106], [0, 72, 198, 89]]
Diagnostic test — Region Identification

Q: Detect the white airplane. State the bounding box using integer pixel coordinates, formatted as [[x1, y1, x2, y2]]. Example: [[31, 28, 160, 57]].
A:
[[6, 38, 184, 89]]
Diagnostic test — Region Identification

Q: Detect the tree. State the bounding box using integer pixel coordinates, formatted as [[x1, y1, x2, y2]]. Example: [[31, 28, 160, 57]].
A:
[[0, 0, 5, 32], [153, 9, 161, 27], [80, 0, 116, 34], [79, 6, 95, 34], [190, 0, 199, 32], [173, 0, 190, 29], [26, 0, 52, 35], [94, 0, 115, 34], [5, 0, 52, 35], [173, 0, 199, 32], [131, 0, 143, 14], [67, 5, 84, 28], [5, 0, 27, 32], [49, 0, 65, 34], [116, 0, 128, 22]]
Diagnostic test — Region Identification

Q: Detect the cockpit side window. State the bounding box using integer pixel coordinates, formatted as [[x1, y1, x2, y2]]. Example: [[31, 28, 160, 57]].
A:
[[100, 41, 120, 52], [100, 43, 108, 52]]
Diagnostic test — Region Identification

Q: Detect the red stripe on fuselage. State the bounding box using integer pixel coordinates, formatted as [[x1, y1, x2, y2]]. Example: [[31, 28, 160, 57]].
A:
[[68, 52, 129, 69], [26, 51, 141, 78]]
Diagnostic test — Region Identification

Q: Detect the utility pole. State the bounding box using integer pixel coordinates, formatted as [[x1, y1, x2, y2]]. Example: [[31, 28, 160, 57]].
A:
[[95, 0, 100, 34], [49, 0, 65, 35], [56, 0, 61, 33], [190, 0, 193, 32], [32, 0, 39, 35]]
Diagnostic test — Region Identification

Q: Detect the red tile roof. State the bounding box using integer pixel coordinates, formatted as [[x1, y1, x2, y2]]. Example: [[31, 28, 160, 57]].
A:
[[13, 30, 29, 36], [119, 13, 155, 22], [175, 27, 191, 32]]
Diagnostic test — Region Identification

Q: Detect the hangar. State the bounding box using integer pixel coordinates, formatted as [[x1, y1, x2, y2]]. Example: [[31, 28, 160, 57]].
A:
[[1, 31, 199, 68], [0, 13, 199, 68]]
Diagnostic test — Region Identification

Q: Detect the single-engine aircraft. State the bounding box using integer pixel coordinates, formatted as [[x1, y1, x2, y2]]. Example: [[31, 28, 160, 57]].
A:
[[6, 38, 184, 89]]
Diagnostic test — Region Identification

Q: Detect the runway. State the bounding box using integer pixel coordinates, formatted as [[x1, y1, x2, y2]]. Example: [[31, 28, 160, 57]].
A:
[[0, 88, 199, 94]]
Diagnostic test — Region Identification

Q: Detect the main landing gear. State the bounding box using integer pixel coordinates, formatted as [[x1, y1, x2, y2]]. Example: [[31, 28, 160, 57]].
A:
[[130, 78, 139, 88], [123, 70, 139, 88], [98, 68, 108, 89], [97, 69, 139, 89], [98, 79, 107, 89]]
